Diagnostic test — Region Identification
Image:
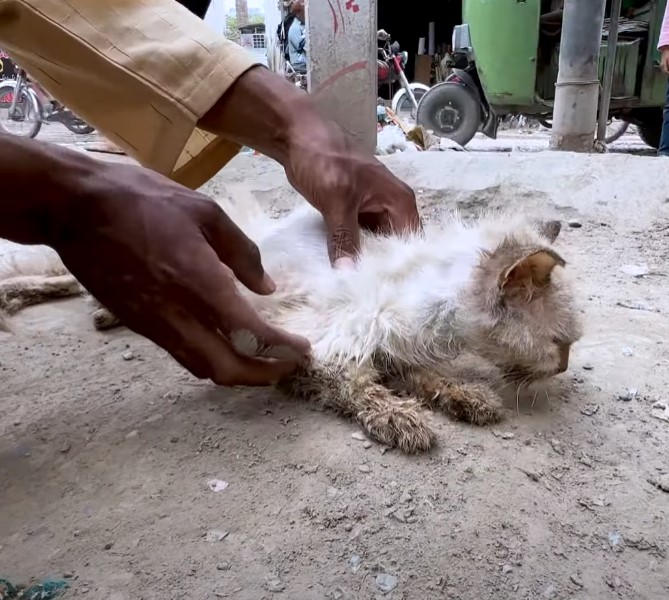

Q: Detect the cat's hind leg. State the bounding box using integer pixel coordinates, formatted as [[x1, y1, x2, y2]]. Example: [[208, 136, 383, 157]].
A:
[[395, 367, 503, 426], [280, 362, 436, 453], [0, 274, 82, 318]]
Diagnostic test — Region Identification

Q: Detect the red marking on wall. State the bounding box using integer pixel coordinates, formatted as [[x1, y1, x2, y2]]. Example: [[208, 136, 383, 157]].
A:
[[345, 0, 360, 13], [326, 0, 339, 33], [313, 60, 368, 96]]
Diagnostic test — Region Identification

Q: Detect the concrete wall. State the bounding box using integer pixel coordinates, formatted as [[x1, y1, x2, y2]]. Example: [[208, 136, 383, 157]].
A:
[[306, 0, 377, 154]]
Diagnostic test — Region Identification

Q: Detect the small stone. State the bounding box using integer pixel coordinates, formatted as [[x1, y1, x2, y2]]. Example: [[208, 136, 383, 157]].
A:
[[375, 573, 398, 593], [570, 574, 584, 587], [122, 351, 135, 361], [542, 585, 556, 599], [567, 219, 582, 228], [617, 388, 638, 402], [351, 432, 367, 442], [363, 441, 373, 449], [400, 491, 413, 504], [379, 446, 391, 455], [332, 588, 346, 600], [349, 555, 362, 573], [582, 364, 594, 371], [303, 464, 319, 474], [622, 347, 634, 357], [63, 571, 75, 579], [60, 442, 72, 454], [216, 562, 232, 571], [502, 564, 513, 574], [608, 530, 623, 547], [103, 542, 113, 551], [358, 465, 371, 473], [125, 430, 139, 440], [170, 436, 179, 443], [205, 530, 229, 543], [265, 578, 285, 593], [492, 430, 515, 440]]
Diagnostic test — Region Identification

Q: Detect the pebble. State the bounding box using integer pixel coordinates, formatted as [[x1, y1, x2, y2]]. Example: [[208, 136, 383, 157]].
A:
[[618, 388, 638, 402], [648, 474, 669, 493], [122, 351, 135, 361], [502, 564, 513, 574], [216, 562, 232, 571], [542, 585, 556, 599], [570, 574, 584, 588], [582, 364, 594, 371], [205, 530, 229, 543], [358, 465, 371, 473], [622, 347, 634, 357], [60, 442, 72, 454], [103, 542, 113, 551], [349, 555, 362, 573], [125, 430, 139, 440], [567, 219, 582, 228], [608, 530, 623, 547], [303, 464, 319, 474], [265, 578, 285, 593], [400, 491, 413, 504], [363, 441, 373, 449], [351, 432, 367, 442], [375, 573, 398, 594]]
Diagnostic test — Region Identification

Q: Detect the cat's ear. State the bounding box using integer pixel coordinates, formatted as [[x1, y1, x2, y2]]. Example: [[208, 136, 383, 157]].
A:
[[499, 249, 565, 299], [535, 220, 562, 243]]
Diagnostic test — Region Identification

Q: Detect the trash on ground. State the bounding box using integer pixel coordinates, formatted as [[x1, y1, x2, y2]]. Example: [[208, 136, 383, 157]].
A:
[[207, 479, 229, 492]]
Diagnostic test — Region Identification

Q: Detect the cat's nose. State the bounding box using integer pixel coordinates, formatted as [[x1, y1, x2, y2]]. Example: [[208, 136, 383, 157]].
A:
[[556, 343, 570, 373]]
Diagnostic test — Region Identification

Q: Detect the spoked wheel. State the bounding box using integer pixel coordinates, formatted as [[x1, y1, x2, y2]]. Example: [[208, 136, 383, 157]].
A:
[[0, 83, 42, 138]]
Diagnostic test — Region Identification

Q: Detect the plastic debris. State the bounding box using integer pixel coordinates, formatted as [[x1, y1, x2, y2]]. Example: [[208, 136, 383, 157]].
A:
[[0, 578, 69, 600], [375, 573, 398, 594], [620, 264, 649, 277], [207, 479, 229, 492]]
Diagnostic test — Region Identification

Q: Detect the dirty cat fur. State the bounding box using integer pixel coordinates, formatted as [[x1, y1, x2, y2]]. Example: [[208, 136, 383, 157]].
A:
[[0, 197, 582, 453]]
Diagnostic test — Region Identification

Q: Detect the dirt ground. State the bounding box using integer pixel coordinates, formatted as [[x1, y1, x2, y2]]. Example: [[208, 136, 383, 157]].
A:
[[1, 146, 669, 600]]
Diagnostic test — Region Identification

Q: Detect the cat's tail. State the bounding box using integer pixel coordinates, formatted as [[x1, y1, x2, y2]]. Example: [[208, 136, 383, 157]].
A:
[[211, 184, 273, 242]]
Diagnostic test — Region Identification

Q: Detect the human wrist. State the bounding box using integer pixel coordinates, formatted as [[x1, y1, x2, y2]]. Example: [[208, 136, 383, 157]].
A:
[[0, 137, 98, 246], [199, 65, 331, 165]]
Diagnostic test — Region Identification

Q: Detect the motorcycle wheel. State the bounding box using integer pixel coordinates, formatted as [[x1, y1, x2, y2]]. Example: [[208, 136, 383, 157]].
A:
[[0, 82, 42, 139], [391, 83, 430, 121], [65, 120, 95, 135], [416, 82, 480, 147]]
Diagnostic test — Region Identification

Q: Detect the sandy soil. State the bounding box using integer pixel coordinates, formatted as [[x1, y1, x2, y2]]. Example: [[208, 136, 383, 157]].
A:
[[1, 149, 669, 600]]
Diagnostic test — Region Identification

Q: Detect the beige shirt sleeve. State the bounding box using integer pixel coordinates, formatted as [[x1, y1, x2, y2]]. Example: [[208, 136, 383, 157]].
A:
[[0, 0, 262, 188]]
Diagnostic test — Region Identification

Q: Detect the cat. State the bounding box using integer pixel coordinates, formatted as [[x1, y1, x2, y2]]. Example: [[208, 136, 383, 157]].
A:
[[222, 197, 582, 453], [0, 195, 582, 453]]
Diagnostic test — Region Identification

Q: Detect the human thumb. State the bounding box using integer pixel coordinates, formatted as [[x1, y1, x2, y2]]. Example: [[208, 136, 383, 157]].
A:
[[324, 209, 361, 266]]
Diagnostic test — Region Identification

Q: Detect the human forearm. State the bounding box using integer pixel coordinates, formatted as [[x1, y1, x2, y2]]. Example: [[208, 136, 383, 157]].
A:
[[198, 65, 341, 166], [0, 136, 98, 246]]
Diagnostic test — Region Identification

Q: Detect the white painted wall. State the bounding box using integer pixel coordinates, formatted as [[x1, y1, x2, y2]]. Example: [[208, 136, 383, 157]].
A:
[[204, 0, 227, 35]]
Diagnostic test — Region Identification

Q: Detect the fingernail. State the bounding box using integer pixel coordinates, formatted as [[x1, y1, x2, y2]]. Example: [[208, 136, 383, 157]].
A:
[[334, 257, 356, 271], [261, 273, 277, 293]]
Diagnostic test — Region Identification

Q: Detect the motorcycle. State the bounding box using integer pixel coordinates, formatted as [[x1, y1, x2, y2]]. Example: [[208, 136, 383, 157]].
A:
[[284, 60, 307, 92], [0, 66, 95, 138], [377, 30, 429, 120]]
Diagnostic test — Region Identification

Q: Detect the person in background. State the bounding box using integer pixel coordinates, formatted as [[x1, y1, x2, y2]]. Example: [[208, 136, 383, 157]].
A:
[[287, 0, 307, 73], [658, 0, 669, 156], [0, 0, 419, 387]]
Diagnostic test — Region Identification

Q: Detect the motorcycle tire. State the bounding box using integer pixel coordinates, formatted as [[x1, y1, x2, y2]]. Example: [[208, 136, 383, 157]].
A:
[[65, 121, 95, 135], [391, 83, 430, 119], [416, 82, 481, 147], [0, 82, 42, 139]]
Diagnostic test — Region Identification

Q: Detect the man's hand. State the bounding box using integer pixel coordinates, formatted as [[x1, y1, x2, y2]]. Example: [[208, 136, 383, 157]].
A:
[[54, 161, 310, 385], [199, 67, 421, 265], [284, 118, 421, 265], [0, 136, 310, 386], [660, 47, 669, 74]]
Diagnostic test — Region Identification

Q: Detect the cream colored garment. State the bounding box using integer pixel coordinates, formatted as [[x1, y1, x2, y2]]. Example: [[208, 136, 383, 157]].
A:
[[0, 0, 261, 188]]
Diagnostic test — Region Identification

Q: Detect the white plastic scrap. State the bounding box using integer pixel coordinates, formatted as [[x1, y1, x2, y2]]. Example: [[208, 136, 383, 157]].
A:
[[207, 479, 229, 492]]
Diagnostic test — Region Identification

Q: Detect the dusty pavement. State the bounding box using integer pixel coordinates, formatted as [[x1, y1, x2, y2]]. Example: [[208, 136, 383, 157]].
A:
[[1, 134, 669, 600]]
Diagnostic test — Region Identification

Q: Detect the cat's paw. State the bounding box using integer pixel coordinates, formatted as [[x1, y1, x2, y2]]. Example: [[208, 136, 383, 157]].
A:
[[92, 307, 122, 331], [358, 400, 436, 453], [438, 382, 503, 426]]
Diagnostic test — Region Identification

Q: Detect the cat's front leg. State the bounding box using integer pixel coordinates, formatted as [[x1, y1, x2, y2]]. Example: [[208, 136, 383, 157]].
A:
[[395, 367, 503, 426], [280, 362, 436, 453]]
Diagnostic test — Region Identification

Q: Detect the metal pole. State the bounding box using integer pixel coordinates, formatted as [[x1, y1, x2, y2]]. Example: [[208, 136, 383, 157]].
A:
[[549, 0, 607, 152], [597, 0, 622, 143]]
